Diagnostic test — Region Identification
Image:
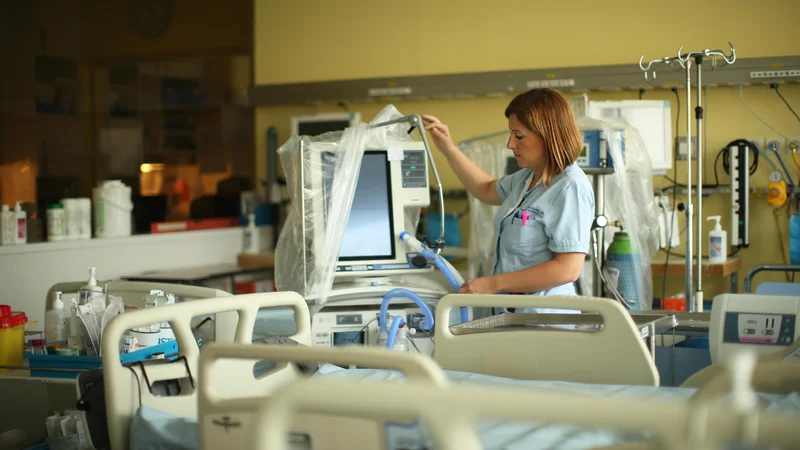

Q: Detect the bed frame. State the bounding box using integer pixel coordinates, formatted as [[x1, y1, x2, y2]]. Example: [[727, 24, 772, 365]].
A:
[[254, 368, 800, 450], [435, 294, 660, 386], [197, 343, 447, 450], [101, 291, 311, 450]]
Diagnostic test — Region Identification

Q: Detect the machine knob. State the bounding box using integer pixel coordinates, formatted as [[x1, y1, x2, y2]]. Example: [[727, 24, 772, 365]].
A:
[[411, 254, 427, 268], [677, 202, 686, 212]]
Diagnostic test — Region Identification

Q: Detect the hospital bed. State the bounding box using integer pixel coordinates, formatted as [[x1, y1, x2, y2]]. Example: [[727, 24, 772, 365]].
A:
[[102, 291, 800, 449], [255, 367, 800, 450], [101, 290, 311, 450]]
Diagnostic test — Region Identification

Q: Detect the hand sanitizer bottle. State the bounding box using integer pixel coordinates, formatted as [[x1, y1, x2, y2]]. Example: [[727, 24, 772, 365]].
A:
[[14, 202, 26, 244], [1, 205, 15, 246], [707, 216, 727, 263]]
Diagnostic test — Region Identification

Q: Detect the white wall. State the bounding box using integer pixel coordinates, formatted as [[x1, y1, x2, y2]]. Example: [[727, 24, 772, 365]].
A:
[[0, 228, 242, 328]]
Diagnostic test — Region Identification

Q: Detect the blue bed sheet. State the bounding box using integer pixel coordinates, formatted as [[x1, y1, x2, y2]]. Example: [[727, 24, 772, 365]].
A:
[[129, 365, 800, 450]]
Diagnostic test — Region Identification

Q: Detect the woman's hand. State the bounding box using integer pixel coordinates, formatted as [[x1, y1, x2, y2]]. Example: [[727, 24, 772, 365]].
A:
[[457, 276, 499, 295], [422, 114, 457, 156]]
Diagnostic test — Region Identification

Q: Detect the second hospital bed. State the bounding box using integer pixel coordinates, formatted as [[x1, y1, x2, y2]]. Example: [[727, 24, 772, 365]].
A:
[[100, 291, 800, 450]]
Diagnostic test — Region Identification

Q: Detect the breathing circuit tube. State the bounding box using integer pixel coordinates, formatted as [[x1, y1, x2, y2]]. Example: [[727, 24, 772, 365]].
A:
[[385, 316, 406, 350], [378, 288, 433, 333], [399, 231, 469, 323]]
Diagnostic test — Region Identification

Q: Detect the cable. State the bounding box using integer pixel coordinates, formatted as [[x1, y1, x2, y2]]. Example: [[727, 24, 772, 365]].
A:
[[774, 211, 792, 282], [771, 84, 800, 124], [738, 85, 791, 142], [662, 88, 681, 303], [719, 140, 760, 185]]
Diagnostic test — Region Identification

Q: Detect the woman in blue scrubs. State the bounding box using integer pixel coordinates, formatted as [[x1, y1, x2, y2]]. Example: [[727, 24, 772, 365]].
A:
[[422, 88, 594, 302]]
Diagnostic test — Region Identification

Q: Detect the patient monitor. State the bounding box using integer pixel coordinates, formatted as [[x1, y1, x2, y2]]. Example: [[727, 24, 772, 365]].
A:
[[304, 140, 433, 280]]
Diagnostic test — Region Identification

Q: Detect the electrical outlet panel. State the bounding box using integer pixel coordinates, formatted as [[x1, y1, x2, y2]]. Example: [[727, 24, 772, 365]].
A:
[[765, 137, 785, 154], [676, 136, 698, 160], [750, 70, 800, 79], [745, 137, 764, 153]]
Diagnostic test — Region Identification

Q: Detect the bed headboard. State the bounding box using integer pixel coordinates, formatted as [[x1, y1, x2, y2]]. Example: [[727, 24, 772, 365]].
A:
[[253, 377, 800, 450], [434, 294, 659, 386], [197, 343, 447, 450], [102, 291, 311, 450]]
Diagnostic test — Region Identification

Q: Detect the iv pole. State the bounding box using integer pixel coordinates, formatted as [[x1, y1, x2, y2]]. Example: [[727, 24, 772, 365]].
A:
[[639, 43, 736, 312]]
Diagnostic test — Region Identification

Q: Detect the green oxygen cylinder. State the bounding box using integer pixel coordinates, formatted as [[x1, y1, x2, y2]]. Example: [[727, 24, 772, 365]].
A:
[[606, 231, 643, 310]]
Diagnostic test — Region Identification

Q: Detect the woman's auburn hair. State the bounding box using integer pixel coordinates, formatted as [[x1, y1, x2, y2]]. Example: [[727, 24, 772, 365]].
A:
[[505, 88, 583, 188]]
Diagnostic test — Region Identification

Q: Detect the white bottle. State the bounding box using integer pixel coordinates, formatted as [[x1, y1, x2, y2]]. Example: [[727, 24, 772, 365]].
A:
[[243, 213, 259, 254], [45, 292, 70, 343], [393, 324, 414, 352], [707, 215, 727, 263], [1, 205, 16, 246], [14, 201, 27, 244]]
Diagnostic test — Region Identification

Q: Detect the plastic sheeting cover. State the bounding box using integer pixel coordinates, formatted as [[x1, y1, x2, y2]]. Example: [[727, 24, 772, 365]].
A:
[[460, 117, 659, 309], [274, 105, 420, 303]]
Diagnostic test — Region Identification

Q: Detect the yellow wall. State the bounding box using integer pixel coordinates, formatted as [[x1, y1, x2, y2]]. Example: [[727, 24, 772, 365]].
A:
[[253, 0, 800, 297]]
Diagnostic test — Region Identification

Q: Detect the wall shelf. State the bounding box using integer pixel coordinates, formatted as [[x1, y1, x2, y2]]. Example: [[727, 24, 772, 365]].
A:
[[246, 56, 800, 107]]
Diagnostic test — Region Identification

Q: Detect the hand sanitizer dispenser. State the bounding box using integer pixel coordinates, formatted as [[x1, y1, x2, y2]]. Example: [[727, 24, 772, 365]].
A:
[[707, 216, 727, 263]]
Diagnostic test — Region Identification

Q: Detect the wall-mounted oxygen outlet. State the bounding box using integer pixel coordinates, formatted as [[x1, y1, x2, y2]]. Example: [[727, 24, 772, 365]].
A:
[[787, 137, 800, 154], [676, 136, 698, 160], [765, 137, 785, 154]]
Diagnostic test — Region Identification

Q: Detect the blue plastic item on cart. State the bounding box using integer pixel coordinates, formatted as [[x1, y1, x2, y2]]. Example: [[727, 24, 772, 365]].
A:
[[25, 339, 180, 379]]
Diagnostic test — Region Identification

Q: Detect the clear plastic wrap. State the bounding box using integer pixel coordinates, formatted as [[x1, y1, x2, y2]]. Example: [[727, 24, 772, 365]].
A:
[[460, 118, 659, 309], [577, 116, 660, 309], [459, 133, 509, 280], [274, 105, 419, 303]]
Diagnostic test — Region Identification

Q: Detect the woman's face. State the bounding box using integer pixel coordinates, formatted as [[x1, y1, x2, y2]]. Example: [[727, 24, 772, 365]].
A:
[[506, 113, 546, 171]]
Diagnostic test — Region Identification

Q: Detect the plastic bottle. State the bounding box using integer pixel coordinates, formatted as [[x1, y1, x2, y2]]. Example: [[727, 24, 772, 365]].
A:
[[393, 324, 412, 352], [78, 267, 104, 305], [243, 213, 259, 254], [707, 216, 727, 263], [47, 203, 66, 241], [14, 202, 27, 244], [45, 292, 70, 343], [1, 205, 16, 246]]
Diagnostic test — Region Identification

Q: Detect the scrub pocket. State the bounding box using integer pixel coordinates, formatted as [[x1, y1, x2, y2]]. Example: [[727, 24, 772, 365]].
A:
[[504, 219, 540, 257]]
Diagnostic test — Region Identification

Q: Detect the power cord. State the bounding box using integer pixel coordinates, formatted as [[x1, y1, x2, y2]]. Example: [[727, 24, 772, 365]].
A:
[[771, 83, 800, 124], [715, 139, 760, 186]]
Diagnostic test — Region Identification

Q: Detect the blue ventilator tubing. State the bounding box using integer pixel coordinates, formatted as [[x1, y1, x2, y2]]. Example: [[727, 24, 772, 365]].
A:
[[400, 231, 469, 323], [379, 288, 435, 333], [386, 316, 405, 350]]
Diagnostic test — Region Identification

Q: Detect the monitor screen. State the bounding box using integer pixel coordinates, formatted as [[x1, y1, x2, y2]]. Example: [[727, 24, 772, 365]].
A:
[[323, 151, 395, 261], [298, 120, 351, 137]]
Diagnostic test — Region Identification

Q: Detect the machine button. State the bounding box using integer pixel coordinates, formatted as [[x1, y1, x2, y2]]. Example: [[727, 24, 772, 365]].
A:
[[762, 329, 775, 336], [743, 328, 755, 335], [411, 254, 427, 268], [784, 337, 792, 344]]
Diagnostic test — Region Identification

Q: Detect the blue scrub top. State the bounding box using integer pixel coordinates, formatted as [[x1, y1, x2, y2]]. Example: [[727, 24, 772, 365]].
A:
[[492, 163, 594, 310]]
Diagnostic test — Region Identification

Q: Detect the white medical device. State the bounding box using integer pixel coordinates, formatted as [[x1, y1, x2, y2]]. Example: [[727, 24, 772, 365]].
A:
[[291, 112, 361, 137], [304, 140, 433, 281], [587, 100, 672, 174], [710, 293, 799, 364]]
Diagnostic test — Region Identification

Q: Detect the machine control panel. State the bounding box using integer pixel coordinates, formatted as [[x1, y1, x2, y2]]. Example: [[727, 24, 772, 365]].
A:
[[724, 312, 796, 346], [335, 252, 431, 273], [401, 151, 427, 188]]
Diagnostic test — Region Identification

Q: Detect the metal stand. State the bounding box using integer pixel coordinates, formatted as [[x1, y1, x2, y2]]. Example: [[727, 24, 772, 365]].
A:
[[639, 43, 736, 312], [593, 174, 606, 297]]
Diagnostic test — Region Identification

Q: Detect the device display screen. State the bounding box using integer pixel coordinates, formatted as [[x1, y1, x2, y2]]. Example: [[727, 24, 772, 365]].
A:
[[329, 151, 395, 260], [332, 331, 365, 346]]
